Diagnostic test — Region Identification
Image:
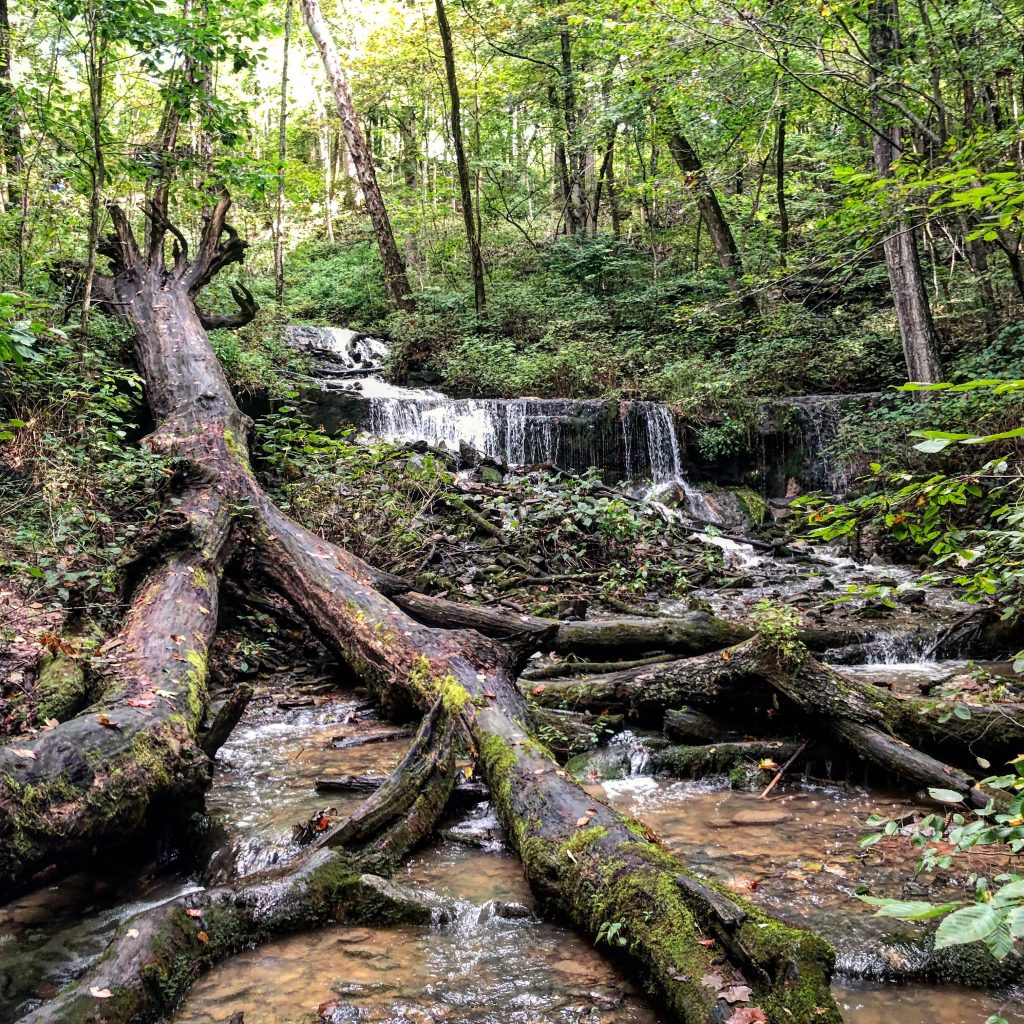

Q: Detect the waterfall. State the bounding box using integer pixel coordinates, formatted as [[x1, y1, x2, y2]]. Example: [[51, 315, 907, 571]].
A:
[[288, 326, 694, 484]]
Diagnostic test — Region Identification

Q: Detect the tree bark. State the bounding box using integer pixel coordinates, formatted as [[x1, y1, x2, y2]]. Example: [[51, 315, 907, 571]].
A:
[[434, 0, 485, 312], [775, 103, 789, 267], [300, 0, 413, 310], [0, 0, 21, 211], [869, 0, 943, 383], [667, 128, 757, 316], [274, 0, 292, 305]]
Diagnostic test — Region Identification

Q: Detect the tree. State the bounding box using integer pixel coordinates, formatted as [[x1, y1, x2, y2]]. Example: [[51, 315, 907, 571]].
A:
[[868, 0, 942, 383], [434, 0, 485, 312], [300, 0, 413, 311]]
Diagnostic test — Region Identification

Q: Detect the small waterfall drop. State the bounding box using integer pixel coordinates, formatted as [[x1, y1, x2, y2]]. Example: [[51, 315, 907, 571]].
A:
[[289, 326, 701, 487]]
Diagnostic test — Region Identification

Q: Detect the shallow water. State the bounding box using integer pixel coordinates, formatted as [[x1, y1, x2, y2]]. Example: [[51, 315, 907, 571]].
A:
[[5, 688, 1023, 1024]]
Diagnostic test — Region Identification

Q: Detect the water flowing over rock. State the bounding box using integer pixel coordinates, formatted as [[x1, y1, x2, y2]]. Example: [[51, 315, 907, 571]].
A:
[[290, 327, 691, 485]]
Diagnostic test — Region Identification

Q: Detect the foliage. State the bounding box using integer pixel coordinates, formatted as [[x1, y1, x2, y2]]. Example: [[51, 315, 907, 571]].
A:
[[0, 315, 168, 614], [857, 764, 1024, 962]]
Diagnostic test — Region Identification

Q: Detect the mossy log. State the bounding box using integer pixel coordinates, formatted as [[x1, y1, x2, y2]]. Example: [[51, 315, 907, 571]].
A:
[[650, 740, 805, 784], [16, 701, 458, 1024], [14, 194, 842, 1024], [392, 590, 865, 659], [249, 506, 842, 1024]]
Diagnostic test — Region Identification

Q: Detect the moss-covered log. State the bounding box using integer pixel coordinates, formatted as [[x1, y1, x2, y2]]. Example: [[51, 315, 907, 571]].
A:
[[250, 507, 842, 1024], [18, 702, 457, 1024], [650, 740, 805, 785]]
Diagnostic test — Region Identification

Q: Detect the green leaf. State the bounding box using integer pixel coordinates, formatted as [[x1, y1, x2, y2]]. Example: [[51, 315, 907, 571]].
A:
[[913, 438, 955, 454], [856, 896, 960, 920], [933, 903, 999, 949], [928, 788, 966, 803]]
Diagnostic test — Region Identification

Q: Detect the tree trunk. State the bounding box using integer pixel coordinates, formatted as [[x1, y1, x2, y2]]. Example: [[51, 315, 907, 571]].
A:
[[558, 26, 586, 236], [667, 128, 757, 316], [0, 0, 20, 212], [300, 0, 413, 311], [775, 103, 789, 267], [869, 0, 943, 382], [274, 0, 292, 305], [434, 0, 485, 312], [8, 199, 843, 1024]]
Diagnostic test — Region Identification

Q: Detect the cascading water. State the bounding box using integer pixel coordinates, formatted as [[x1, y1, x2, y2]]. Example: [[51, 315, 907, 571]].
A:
[[288, 326, 702, 489]]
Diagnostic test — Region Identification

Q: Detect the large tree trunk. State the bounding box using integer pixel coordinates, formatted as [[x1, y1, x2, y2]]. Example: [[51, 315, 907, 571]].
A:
[[274, 0, 292, 304], [667, 128, 757, 316], [300, 0, 413, 311], [869, 0, 943, 383], [434, 0, 485, 312], [5, 194, 842, 1023]]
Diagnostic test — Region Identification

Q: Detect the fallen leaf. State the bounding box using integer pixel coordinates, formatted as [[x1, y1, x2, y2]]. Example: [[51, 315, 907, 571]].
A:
[[196, 930, 209, 943], [724, 876, 758, 894], [90, 987, 113, 999], [12, 748, 36, 759], [127, 698, 157, 708], [724, 1009, 767, 1024], [97, 714, 121, 730], [41, 718, 59, 731], [757, 758, 779, 772], [185, 908, 203, 918], [697, 938, 716, 948], [126, 928, 140, 939], [483, 691, 496, 698], [722, 650, 731, 661], [575, 816, 592, 828], [722, 985, 753, 1003], [463, 765, 473, 779], [531, 684, 546, 695], [701, 973, 724, 991], [170, 635, 184, 644]]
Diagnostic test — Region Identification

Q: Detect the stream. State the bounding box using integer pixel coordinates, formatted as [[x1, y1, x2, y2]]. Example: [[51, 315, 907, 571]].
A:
[[4, 671, 1022, 1024], [2, 328, 1021, 1024]]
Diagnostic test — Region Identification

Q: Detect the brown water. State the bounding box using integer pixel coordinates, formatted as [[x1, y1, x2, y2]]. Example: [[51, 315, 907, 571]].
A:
[[5, 690, 1022, 1024]]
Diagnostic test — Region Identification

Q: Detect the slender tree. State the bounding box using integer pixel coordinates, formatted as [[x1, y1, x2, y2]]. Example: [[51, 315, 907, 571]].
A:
[[434, 0, 485, 312], [667, 127, 756, 315], [868, 0, 942, 382], [300, 0, 413, 310], [274, 0, 292, 305]]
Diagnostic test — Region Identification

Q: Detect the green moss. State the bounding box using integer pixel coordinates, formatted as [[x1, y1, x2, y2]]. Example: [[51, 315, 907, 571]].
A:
[[191, 566, 210, 591], [733, 486, 769, 526], [223, 426, 250, 466], [35, 653, 88, 722]]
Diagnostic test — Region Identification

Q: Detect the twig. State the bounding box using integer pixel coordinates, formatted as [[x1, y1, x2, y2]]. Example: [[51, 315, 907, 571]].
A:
[[758, 739, 809, 800]]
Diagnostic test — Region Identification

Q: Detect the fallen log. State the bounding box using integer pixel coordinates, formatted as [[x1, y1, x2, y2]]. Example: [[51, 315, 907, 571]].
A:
[[12, 193, 842, 1024], [15, 700, 458, 1024], [650, 740, 806, 784], [250, 499, 842, 1022]]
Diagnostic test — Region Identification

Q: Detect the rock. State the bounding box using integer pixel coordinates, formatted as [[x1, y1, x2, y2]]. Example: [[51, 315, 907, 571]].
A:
[[480, 465, 503, 484], [897, 588, 927, 606], [477, 898, 533, 924], [318, 1001, 361, 1023], [730, 808, 792, 827]]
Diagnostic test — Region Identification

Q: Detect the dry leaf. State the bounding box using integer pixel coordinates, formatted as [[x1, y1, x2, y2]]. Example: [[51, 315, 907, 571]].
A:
[[127, 698, 157, 708], [722, 650, 731, 660], [96, 714, 121, 730], [697, 938, 716, 948], [90, 987, 113, 999], [483, 691, 496, 698], [531, 684, 546, 695], [12, 748, 36, 760], [575, 816, 592, 828], [126, 928, 140, 939], [722, 985, 753, 1004], [196, 930, 209, 943], [757, 758, 779, 772], [701, 972, 724, 991], [170, 634, 184, 643], [41, 718, 59, 731], [185, 908, 203, 918], [724, 1009, 767, 1024]]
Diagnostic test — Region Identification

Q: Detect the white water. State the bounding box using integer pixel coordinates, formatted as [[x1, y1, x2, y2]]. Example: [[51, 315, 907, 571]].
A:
[[291, 326, 705, 490]]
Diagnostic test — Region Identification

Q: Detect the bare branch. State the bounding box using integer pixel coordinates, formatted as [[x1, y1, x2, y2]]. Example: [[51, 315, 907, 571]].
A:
[[194, 282, 258, 331]]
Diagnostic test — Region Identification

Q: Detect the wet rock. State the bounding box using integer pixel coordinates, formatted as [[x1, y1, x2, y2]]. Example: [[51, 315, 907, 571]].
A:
[[897, 588, 927, 606], [480, 465, 503, 485], [729, 808, 792, 827], [476, 899, 533, 924], [318, 1000, 361, 1022]]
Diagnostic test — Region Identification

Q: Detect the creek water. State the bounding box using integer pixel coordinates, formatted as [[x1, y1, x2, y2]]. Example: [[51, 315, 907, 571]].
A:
[[3, 671, 1022, 1024]]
